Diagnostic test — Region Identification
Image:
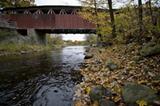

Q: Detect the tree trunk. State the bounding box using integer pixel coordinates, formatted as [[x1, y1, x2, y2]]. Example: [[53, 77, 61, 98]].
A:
[[93, 0, 102, 46], [108, 0, 116, 38], [138, 0, 143, 35], [148, 0, 156, 26]]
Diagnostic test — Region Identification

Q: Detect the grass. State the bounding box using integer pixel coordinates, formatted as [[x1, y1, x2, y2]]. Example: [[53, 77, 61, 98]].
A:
[[0, 43, 51, 55]]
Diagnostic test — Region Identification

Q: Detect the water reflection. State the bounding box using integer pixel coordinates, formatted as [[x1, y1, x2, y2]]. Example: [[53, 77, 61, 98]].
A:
[[0, 46, 85, 106]]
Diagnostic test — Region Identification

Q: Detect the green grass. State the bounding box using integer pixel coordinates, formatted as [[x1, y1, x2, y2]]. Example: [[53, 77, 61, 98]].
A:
[[0, 43, 51, 54]]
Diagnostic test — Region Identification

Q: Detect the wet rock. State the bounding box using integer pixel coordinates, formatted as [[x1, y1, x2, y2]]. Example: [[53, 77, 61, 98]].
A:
[[122, 83, 159, 105], [84, 53, 93, 59], [54, 90, 58, 93], [89, 85, 112, 102], [106, 59, 118, 71]]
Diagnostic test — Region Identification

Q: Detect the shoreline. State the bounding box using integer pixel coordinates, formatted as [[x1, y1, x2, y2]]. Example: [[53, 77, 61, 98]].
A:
[[0, 44, 64, 57], [74, 43, 160, 106]]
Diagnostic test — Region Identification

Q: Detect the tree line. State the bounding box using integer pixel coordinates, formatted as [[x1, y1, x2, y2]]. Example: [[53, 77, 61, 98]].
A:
[[80, 0, 160, 45], [0, 0, 35, 8]]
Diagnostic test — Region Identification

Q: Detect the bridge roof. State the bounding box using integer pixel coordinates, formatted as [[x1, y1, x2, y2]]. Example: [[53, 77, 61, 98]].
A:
[[1, 5, 82, 11]]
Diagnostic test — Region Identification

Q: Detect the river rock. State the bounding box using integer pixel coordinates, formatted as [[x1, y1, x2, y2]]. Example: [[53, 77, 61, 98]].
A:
[[89, 85, 112, 102], [84, 53, 93, 59], [122, 83, 159, 105], [106, 59, 118, 71]]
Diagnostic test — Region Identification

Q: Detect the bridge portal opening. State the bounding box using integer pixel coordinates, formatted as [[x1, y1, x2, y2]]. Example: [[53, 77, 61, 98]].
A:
[[46, 33, 97, 46]]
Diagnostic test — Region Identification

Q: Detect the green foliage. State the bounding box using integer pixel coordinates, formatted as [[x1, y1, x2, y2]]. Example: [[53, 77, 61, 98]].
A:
[[115, 7, 139, 43], [0, 29, 17, 41], [85, 34, 97, 44], [0, 43, 50, 53], [80, 0, 160, 45], [0, 0, 35, 8], [79, 0, 113, 43], [115, 4, 160, 44], [140, 42, 160, 57], [79, 8, 111, 36], [47, 34, 64, 47]]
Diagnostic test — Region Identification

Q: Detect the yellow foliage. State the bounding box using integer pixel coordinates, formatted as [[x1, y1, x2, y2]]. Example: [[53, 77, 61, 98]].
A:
[[136, 100, 147, 106], [85, 87, 91, 94]]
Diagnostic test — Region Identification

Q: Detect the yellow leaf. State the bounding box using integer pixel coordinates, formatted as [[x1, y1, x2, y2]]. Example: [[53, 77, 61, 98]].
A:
[[136, 100, 147, 106], [85, 87, 91, 94]]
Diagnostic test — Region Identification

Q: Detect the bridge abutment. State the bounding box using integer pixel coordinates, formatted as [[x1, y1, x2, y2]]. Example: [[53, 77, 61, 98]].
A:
[[27, 29, 46, 45]]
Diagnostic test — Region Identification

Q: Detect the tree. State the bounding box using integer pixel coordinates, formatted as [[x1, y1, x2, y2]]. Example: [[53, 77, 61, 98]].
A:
[[79, 0, 112, 45], [47, 34, 63, 46], [107, 0, 116, 38], [138, 0, 143, 36], [0, 0, 35, 8], [0, 0, 12, 8], [14, 0, 35, 7], [148, 0, 154, 25], [80, 0, 102, 45], [85, 34, 97, 44]]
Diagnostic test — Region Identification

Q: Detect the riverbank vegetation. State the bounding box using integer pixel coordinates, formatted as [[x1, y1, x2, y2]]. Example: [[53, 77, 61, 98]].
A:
[[0, 29, 52, 56], [0, 0, 51, 56], [74, 0, 160, 106]]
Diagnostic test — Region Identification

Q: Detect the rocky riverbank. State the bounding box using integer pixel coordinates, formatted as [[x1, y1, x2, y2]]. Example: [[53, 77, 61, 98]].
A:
[[73, 43, 160, 106]]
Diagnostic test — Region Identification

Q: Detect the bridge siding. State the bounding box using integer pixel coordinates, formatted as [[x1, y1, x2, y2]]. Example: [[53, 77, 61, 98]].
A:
[[55, 15, 94, 29], [3, 14, 95, 30]]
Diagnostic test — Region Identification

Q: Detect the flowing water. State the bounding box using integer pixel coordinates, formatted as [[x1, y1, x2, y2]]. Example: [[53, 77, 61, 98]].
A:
[[0, 46, 86, 106]]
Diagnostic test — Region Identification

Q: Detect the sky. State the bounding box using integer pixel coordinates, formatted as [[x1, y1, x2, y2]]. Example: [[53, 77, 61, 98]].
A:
[[62, 34, 86, 41], [35, 0, 81, 6]]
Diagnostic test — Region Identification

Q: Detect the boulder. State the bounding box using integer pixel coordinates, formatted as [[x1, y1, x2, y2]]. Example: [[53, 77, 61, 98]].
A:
[[122, 83, 159, 105], [84, 53, 93, 59], [89, 85, 112, 102]]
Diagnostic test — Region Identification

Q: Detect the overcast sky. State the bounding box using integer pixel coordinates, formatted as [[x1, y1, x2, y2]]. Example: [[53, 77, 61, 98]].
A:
[[35, 0, 81, 6]]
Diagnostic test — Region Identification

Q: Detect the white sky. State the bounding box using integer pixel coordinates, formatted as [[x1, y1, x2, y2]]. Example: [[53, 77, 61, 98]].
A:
[[35, 0, 81, 6], [62, 34, 86, 41]]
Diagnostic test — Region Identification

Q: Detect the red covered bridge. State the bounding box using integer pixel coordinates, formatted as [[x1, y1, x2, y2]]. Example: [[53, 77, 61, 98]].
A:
[[1, 6, 96, 33], [0, 6, 96, 44]]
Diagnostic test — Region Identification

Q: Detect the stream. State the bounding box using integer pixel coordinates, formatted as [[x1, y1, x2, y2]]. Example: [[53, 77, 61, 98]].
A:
[[0, 46, 86, 106]]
